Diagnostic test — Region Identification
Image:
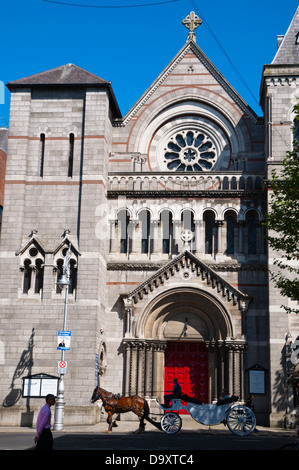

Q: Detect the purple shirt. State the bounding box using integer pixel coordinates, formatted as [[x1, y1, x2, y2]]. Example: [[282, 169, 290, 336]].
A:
[[36, 403, 52, 438]]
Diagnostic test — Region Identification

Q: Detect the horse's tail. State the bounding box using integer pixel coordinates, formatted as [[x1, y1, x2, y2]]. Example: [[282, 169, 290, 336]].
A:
[[143, 398, 149, 417], [143, 398, 162, 431]]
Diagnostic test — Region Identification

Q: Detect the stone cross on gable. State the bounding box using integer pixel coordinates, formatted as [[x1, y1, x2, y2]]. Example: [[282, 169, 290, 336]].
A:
[[182, 11, 202, 42]]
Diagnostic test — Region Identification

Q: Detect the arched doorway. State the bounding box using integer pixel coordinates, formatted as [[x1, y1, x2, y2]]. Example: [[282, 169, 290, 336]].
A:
[[123, 287, 246, 403]]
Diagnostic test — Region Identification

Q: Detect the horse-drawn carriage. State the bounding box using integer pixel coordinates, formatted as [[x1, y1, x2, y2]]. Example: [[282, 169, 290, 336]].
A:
[[91, 386, 256, 436], [156, 396, 256, 436]]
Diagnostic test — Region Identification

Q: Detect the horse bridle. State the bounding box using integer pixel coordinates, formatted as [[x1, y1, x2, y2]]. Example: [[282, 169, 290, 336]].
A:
[[95, 388, 121, 407]]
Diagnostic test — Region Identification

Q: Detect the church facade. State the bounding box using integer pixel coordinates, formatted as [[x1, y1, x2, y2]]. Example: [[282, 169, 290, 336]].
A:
[[1, 9, 299, 427]]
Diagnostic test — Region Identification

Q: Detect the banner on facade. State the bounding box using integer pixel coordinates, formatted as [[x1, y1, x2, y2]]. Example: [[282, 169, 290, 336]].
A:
[[57, 330, 71, 350]]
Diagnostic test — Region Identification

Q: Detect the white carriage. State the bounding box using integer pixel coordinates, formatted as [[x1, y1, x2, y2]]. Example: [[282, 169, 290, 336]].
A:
[[156, 397, 256, 436]]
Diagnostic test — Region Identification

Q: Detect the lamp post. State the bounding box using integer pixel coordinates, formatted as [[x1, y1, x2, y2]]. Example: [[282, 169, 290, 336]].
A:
[[54, 244, 71, 431]]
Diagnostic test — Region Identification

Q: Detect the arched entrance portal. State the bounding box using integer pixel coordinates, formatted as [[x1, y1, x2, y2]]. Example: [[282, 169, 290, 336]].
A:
[[123, 287, 246, 403]]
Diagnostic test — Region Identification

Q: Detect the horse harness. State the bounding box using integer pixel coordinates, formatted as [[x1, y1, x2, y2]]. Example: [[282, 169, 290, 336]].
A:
[[98, 389, 142, 414], [102, 393, 121, 408]]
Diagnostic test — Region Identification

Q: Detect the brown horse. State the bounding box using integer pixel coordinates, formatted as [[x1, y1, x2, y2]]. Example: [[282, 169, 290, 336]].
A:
[[91, 386, 151, 433]]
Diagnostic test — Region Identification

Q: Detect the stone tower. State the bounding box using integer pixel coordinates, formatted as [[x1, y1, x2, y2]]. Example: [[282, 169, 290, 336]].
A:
[[260, 6, 299, 426], [0, 64, 121, 424]]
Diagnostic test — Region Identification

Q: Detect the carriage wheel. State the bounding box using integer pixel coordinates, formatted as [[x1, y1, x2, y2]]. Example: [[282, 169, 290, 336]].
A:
[[160, 412, 182, 434], [226, 405, 256, 436]]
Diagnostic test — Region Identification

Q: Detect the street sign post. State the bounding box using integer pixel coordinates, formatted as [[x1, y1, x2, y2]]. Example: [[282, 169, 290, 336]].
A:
[[58, 360, 67, 375]]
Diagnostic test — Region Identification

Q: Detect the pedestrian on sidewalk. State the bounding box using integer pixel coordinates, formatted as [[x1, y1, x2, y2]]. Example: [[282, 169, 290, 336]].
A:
[[34, 394, 56, 450], [245, 394, 258, 432]]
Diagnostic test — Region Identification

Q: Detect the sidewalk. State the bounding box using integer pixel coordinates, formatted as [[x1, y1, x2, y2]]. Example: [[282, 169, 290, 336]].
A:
[[0, 415, 294, 435]]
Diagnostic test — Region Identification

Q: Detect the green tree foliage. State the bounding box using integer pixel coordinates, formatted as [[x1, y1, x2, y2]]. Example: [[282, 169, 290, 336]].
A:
[[265, 102, 299, 314]]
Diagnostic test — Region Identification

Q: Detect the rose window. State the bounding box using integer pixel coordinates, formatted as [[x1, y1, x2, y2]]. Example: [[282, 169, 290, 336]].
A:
[[164, 130, 217, 172]]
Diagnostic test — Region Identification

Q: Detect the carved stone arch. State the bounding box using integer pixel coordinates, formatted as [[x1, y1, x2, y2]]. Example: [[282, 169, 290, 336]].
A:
[[179, 205, 195, 219], [124, 286, 247, 401], [222, 206, 239, 220], [137, 206, 154, 219], [16, 235, 45, 296], [136, 286, 234, 341], [158, 306, 216, 342], [131, 93, 246, 157], [63, 124, 81, 138], [238, 203, 263, 222], [33, 125, 52, 138], [202, 207, 218, 219], [116, 206, 133, 219], [243, 207, 263, 222], [158, 206, 175, 219]]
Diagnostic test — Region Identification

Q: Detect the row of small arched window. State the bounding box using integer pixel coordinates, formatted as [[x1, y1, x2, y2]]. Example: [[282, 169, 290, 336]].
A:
[[114, 209, 264, 256], [21, 247, 77, 295]]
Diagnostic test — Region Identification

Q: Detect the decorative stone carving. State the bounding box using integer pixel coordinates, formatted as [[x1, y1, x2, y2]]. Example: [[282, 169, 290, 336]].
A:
[[182, 11, 202, 43]]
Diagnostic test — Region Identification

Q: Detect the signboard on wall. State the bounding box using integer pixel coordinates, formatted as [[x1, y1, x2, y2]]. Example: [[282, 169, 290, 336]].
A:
[[22, 373, 59, 398], [248, 364, 266, 394]]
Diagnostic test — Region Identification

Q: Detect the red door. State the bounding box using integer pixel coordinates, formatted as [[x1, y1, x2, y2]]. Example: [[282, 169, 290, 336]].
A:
[[164, 342, 209, 412]]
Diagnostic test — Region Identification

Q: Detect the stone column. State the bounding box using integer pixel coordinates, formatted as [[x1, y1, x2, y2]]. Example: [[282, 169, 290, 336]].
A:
[[129, 220, 139, 257], [150, 220, 159, 255], [216, 220, 223, 254], [152, 341, 167, 400], [122, 296, 133, 337], [173, 220, 181, 255], [109, 220, 116, 253], [124, 342, 132, 395], [227, 343, 235, 395], [238, 221, 244, 255], [207, 340, 217, 401], [130, 343, 138, 395], [217, 340, 226, 397], [225, 340, 247, 399], [144, 342, 153, 397], [194, 219, 204, 255]]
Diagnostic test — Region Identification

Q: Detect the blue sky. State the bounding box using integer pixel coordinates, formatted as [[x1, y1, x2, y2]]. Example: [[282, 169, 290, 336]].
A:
[[0, 0, 297, 125]]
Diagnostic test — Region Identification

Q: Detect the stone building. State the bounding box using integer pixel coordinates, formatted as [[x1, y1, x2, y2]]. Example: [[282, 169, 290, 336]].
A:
[[0, 8, 299, 427], [0, 126, 8, 236]]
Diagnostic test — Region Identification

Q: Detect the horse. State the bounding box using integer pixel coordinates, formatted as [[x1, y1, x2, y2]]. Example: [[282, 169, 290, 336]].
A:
[[91, 386, 152, 433]]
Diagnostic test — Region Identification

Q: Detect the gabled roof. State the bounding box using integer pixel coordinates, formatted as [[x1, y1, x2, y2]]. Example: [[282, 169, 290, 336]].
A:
[[272, 6, 299, 65], [125, 250, 251, 313], [7, 63, 109, 87], [119, 39, 259, 125], [16, 233, 46, 257], [7, 63, 122, 118], [53, 235, 80, 257]]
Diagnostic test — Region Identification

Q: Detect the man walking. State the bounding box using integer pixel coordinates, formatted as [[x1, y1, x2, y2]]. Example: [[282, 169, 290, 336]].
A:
[[34, 394, 56, 450]]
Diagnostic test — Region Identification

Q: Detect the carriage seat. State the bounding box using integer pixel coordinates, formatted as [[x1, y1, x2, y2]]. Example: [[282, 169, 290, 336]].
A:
[[216, 395, 238, 406], [160, 395, 203, 408], [181, 394, 203, 405]]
